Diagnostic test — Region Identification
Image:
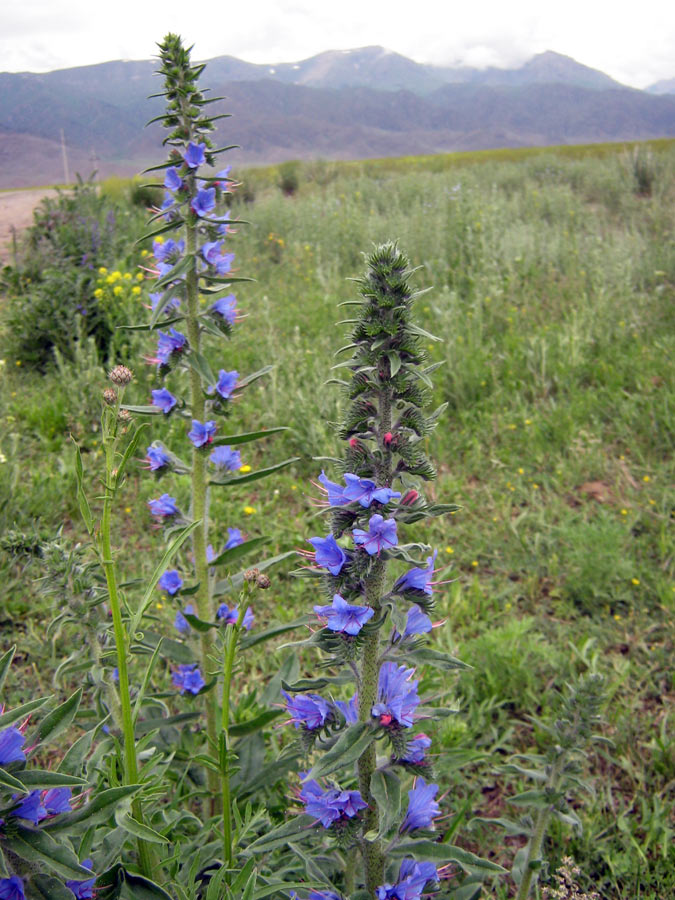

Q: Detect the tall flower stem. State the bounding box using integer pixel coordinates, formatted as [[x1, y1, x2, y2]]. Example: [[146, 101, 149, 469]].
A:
[[220, 600, 247, 866], [101, 390, 156, 878], [514, 759, 563, 900]]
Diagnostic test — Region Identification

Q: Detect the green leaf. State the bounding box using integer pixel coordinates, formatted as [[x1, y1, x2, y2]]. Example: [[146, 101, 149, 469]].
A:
[[213, 551, 296, 598], [133, 632, 195, 665], [42, 785, 143, 832], [115, 423, 150, 486], [9, 825, 94, 880], [75, 445, 94, 535], [500, 763, 548, 782], [468, 816, 531, 837], [236, 365, 273, 389], [32, 874, 79, 900], [211, 426, 287, 447], [406, 648, 471, 671], [122, 870, 175, 900], [132, 639, 164, 726], [0, 766, 28, 792], [305, 723, 376, 780], [17, 771, 87, 789], [229, 709, 283, 737], [135, 218, 185, 245], [187, 349, 216, 385], [207, 536, 269, 568], [57, 729, 95, 775], [0, 697, 50, 730], [386, 350, 402, 376], [508, 790, 551, 808], [211, 457, 299, 487], [154, 253, 194, 291], [392, 839, 507, 874], [35, 689, 82, 745], [239, 616, 312, 650], [245, 814, 315, 854], [0, 646, 15, 694], [117, 314, 185, 332], [119, 405, 163, 415], [370, 769, 401, 836], [135, 711, 200, 735], [408, 321, 443, 342], [114, 810, 169, 845]]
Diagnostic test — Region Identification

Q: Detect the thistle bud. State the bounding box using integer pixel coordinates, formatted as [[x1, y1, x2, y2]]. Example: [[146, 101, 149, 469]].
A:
[[256, 573, 271, 590], [103, 388, 117, 406], [244, 568, 261, 583], [401, 489, 420, 506], [109, 365, 134, 386], [118, 409, 132, 422]]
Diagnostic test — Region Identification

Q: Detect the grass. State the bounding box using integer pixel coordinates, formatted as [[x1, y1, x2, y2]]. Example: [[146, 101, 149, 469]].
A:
[[1, 142, 673, 897]]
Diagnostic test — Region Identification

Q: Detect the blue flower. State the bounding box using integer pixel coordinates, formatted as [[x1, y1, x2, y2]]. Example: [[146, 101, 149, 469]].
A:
[[201, 240, 235, 275], [210, 445, 242, 471], [394, 551, 437, 596], [0, 726, 26, 765], [160, 191, 176, 221], [174, 603, 195, 635], [148, 493, 178, 518], [216, 604, 254, 630], [146, 444, 171, 471], [159, 569, 183, 595], [156, 328, 187, 365], [307, 534, 347, 575], [210, 369, 239, 400], [191, 188, 216, 217], [164, 166, 183, 192], [211, 294, 237, 324], [395, 605, 433, 640], [335, 694, 358, 725], [353, 515, 398, 556], [0, 876, 25, 900], [317, 471, 348, 506], [400, 733, 432, 765], [401, 778, 440, 831], [153, 238, 184, 264], [372, 663, 420, 728], [282, 692, 332, 730], [65, 859, 96, 900], [342, 474, 401, 508], [375, 859, 438, 900], [188, 420, 217, 448], [172, 663, 205, 695], [226, 527, 243, 548], [12, 790, 47, 824], [313, 594, 374, 636], [299, 779, 367, 828], [151, 388, 177, 414], [149, 291, 181, 314], [43, 787, 72, 816], [183, 141, 206, 168], [214, 166, 232, 187], [291, 892, 342, 900]]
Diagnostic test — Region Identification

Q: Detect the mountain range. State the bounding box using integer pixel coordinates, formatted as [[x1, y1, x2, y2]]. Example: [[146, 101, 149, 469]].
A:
[[1, 47, 674, 188]]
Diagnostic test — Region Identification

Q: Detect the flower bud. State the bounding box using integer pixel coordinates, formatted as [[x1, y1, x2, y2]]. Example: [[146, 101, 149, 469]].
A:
[[103, 388, 117, 406], [401, 489, 420, 506], [348, 437, 359, 448], [383, 431, 394, 447], [118, 409, 132, 422], [244, 568, 261, 583], [109, 365, 134, 386], [256, 573, 271, 589]]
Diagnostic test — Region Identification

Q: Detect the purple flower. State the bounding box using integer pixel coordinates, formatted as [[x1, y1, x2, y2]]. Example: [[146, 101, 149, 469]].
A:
[[395, 605, 433, 640], [216, 604, 254, 630], [307, 534, 347, 575], [291, 893, 342, 900], [299, 779, 367, 828], [342, 474, 401, 508], [149, 291, 181, 313], [210, 445, 242, 471], [159, 570, 183, 595], [201, 240, 235, 275], [65, 859, 96, 900], [174, 603, 195, 635], [335, 694, 358, 725], [226, 527, 243, 548], [211, 369, 239, 400], [43, 787, 72, 815], [353, 515, 398, 556], [148, 493, 178, 518], [153, 238, 184, 264], [313, 594, 374, 636], [282, 692, 332, 731], [12, 790, 47, 824], [151, 388, 177, 414], [394, 551, 437, 596], [0, 726, 26, 764], [214, 166, 232, 188], [0, 876, 25, 900], [376, 859, 438, 900], [401, 733, 432, 765], [156, 328, 187, 365], [146, 444, 171, 471], [211, 294, 237, 324], [401, 778, 440, 831], [372, 663, 420, 728], [160, 191, 176, 221], [191, 188, 216, 217], [172, 663, 205, 695], [184, 141, 206, 169], [317, 471, 348, 506], [188, 419, 217, 448], [164, 166, 183, 192]]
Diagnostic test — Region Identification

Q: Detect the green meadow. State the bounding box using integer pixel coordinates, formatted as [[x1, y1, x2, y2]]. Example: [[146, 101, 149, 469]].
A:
[[1, 140, 673, 898]]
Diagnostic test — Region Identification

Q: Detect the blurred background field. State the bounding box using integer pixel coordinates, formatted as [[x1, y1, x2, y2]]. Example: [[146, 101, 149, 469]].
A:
[[0, 141, 673, 898]]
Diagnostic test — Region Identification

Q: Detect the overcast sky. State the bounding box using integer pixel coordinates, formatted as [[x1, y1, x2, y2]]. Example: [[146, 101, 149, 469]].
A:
[[2, 0, 674, 88]]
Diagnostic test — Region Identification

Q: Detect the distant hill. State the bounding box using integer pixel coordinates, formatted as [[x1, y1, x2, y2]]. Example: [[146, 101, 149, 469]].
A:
[[1, 48, 674, 188], [647, 78, 675, 95]]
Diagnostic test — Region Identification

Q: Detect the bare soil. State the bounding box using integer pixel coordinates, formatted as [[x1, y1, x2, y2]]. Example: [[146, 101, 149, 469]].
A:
[[0, 189, 59, 263]]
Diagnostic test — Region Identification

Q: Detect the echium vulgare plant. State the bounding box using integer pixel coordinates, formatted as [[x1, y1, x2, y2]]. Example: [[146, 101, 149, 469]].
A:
[[247, 244, 505, 899]]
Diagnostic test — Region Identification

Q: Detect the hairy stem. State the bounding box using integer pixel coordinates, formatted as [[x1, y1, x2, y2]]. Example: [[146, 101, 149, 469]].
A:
[[220, 603, 246, 867], [514, 758, 564, 900]]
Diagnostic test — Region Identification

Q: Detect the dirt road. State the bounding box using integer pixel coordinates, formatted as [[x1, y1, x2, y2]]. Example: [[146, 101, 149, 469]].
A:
[[0, 188, 59, 264]]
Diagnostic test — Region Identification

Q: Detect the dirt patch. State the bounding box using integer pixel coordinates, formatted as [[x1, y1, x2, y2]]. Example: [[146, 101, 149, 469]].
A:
[[0, 189, 59, 263]]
